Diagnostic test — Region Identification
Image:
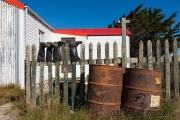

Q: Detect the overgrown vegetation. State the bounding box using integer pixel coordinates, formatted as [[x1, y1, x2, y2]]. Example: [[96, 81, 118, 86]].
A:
[[0, 85, 180, 120]]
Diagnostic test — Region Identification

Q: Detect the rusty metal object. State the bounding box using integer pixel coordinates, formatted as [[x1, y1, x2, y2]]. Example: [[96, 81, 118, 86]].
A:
[[87, 64, 123, 117], [122, 68, 162, 114]]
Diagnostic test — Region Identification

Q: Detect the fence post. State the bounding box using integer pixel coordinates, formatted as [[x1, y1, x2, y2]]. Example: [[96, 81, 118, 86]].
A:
[[97, 42, 101, 64], [55, 61, 60, 103], [39, 62, 44, 107], [105, 42, 110, 65], [113, 42, 118, 66], [89, 43, 93, 64], [63, 43, 69, 105], [71, 62, 76, 111], [80, 43, 85, 105], [156, 40, 161, 71], [31, 45, 36, 108], [165, 40, 170, 99], [139, 40, 144, 69], [147, 40, 153, 70], [25, 45, 31, 108], [173, 40, 179, 98], [48, 62, 53, 104]]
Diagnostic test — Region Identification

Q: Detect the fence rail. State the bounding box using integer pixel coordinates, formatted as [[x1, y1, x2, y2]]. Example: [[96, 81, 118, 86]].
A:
[[25, 40, 180, 109]]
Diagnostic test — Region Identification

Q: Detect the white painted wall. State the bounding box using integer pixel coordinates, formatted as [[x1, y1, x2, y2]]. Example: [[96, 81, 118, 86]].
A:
[[52, 34, 130, 82], [26, 9, 53, 84], [52, 33, 87, 78], [84, 36, 130, 79]]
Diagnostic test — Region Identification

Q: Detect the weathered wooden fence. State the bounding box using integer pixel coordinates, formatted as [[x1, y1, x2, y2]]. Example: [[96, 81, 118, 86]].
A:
[[25, 40, 180, 109]]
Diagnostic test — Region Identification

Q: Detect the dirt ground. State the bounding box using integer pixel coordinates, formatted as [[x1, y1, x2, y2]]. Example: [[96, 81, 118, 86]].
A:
[[0, 102, 19, 120]]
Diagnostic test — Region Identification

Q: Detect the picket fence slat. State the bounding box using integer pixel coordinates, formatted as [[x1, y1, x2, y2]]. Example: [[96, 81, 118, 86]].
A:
[[156, 40, 161, 71], [80, 43, 85, 105], [139, 40, 144, 69], [173, 40, 179, 97], [97, 42, 101, 64], [113, 42, 118, 66], [31, 45, 36, 108], [25, 45, 31, 108], [39, 62, 44, 107], [105, 42, 110, 65], [63, 43, 69, 105], [165, 40, 171, 99], [55, 61, 60, 103]]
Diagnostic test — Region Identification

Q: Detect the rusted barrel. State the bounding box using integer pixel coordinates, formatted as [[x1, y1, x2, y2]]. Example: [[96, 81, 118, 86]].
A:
[[87, 64, 123, 117], [122, 68, 162, 114]]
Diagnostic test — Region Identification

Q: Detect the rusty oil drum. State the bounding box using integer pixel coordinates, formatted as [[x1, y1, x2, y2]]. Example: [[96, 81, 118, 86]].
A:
[[122, 68, 162, 114], [87, 64, 123, 117]]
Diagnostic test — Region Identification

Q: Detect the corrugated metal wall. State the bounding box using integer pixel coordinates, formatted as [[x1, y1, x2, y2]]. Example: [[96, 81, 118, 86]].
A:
[[0, 1, 19, 85]]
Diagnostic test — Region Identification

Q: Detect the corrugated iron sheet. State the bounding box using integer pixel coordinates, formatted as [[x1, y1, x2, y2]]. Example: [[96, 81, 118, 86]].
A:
[[0, 0, 19, 85]]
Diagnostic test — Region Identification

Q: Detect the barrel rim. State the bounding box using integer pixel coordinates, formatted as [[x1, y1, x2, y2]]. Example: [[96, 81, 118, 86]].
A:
[[126, 68, 163, 73], [90, 64, 123, 69]]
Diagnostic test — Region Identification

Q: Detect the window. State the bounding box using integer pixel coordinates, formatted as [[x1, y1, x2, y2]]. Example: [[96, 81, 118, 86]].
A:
[[39, 30, 45, 42]]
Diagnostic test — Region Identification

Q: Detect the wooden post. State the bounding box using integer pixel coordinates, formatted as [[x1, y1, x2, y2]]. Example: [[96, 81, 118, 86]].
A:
[[71, 62, 76, 111], [113, 42, 118, 66], [139, 40, 144, 69], [119, 18, 130, 72], [31, 45, 36, 108], [80, 43, 85, 105], [25, 45, 31, 108], [156, 40, 161, 71], [105, 42, 110, 65], [97, 42, 101, 64], [89, 43, 93, 64], [39, 62, 44, 107], [173, 40, 179, 98], [147, 40, 153, 70], [63, 43, 69, 105], [165, 40, 170, 99], [55, 61, 60, 103], [48, 62, 53, 104]]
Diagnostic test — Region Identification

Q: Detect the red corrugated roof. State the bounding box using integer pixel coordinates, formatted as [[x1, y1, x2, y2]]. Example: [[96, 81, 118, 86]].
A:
[[3, 0, 24, 10], [53, 28, 131, 36]]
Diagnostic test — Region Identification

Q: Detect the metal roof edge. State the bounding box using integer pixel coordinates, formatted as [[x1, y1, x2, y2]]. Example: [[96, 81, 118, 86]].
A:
[[25, 6, 54, 31]]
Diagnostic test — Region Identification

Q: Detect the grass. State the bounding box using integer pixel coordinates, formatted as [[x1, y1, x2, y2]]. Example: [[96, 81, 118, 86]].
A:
[[0, 85, 180, 120]]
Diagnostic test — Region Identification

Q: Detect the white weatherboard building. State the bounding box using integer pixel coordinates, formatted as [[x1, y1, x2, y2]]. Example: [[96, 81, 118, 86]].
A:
[[0, 0, 131, 88]]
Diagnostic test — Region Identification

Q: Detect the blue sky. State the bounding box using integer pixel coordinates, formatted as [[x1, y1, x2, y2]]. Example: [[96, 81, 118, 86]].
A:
[[20, 0, 180, 29]]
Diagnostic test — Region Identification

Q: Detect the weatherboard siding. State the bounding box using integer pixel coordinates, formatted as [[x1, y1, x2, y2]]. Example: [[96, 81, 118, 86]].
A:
[[26, 10, 53, 83]]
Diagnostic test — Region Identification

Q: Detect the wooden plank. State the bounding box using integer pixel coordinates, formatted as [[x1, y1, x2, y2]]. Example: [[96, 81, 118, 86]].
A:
[[48, 62, 53, 104], [173, 40, 179, 98], [31, 45, 36, 108], [80, 43, 85, 105], [147, 40, 153, 70], [63, 43, 69, 105], [156, 40, 161, 71], [89, 43, 93, 64], [139, 40, 143, 69], [105, 42, 110, 65], [122, 42, 126, 72], [25, 45, 31, 108], [113, 42, 118, 66], [165, 40, 170, 99], [55, 61, 60, 103], [97, 42, 101, 64], [39, 62, 44, 107], [71, 62, 76, 111]]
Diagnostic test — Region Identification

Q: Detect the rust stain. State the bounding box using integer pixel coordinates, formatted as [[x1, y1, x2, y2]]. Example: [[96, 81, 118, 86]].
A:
[[96, 91, 107, 96]]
